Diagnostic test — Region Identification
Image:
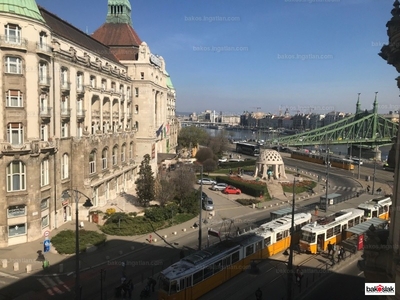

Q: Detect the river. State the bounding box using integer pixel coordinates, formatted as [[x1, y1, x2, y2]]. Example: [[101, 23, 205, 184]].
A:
[[205, 128, 392, 161]]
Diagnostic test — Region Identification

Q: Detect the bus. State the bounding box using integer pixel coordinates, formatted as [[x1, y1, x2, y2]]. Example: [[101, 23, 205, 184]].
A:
[[351, 157, 363, 165], [357, 196, 392, 221], [158, 213, 312, 300], [299, 208, 365, 254], [235, 142, 260, 157]]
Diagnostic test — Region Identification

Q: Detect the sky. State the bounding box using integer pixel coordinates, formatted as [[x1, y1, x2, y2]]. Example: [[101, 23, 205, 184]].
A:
[[36, 0, 400, 115]]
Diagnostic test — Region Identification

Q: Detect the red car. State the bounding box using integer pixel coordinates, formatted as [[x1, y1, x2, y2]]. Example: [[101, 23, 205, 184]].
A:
[[223, 185, 241, 195]]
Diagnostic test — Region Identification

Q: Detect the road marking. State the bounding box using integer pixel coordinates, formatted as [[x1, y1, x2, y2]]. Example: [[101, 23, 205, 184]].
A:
[[38, 278, 55, 296], [0, 271, 18, 279], [358, 271, 364, 276], [54, 276, 71, 291]]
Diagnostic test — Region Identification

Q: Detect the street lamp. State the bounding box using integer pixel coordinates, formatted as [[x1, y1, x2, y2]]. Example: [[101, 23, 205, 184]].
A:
[[194, 164, 204, 250], [358, 138, 362, 180], [287, 176, 298, 300], [372, 140, 378, 195], [61, 189, 94, 300]]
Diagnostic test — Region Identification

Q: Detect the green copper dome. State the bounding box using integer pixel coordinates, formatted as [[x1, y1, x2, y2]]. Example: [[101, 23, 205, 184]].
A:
[[165, 72, 175, 90], [106, 0, 132, 25], [0, 0, 44, 22]]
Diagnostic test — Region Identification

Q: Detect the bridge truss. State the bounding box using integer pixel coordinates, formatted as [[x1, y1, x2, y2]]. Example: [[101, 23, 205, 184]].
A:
[[274, 112, 398, 147]]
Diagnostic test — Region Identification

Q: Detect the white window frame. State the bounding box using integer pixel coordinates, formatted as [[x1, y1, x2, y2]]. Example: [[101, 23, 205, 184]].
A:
[[39, 62, 47, 84], [7, 205, 26, 218], [77, 122, 83, 138], [102, 149, 108, 170], [5, 56, 22, 74], [39, 32, 47, 50], [7, 161, 26, 192], [112, 147, 117, 165], [89, 152, 96, 174], [8, 223, 26, 237], [61, 154, 69, 179], [101, 79, 106, 90], [6, 90, 23, 107], [135, 87, 139, 97], [61, 68, 68, 87], [129, 142, 133, 159], [61, 122, 69, 138], [90, 75, 96, 88], [7, 123, 23, 145], [41, 159, 49, 186], [77, 72, 83, 91], [40, 124, 48, 142], [41, 215, 49, 229], [4, 24, 21, 44], [121, 145, 126, 162], [40, 199, 49, 211]]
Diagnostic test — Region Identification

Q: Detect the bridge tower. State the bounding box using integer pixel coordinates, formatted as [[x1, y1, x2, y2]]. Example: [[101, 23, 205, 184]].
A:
[[372, 91, 378, 139], [356, 92, 361, 115]]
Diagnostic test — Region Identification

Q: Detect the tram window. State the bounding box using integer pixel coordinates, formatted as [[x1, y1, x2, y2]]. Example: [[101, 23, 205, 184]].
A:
[[379, 207, 384, 215], [256, 241, 262, 252], [372, 211, 378, 218], [334, 225, 341, 235], [348, 219, 354, 228], [355, 217, 360, 225], [179, 278, 185, 291], [276, 232, 283, 241], [326, 228, 334, 239], [384, 206, 388, 212], [224, 256, 231, 267], [295, 224, 300, 231], [160, 276, 170, 291], [186, 276, 192, 287], [204, 265, 213, 279], [264, 237, 271, 246], [214, 260, 223, 273], [342, 224, 347, 231], [283, 230, 289, 238], [170, 280, 178, 293], [193, 270, 203, 285], [246, 245, 254, 257], [232, 251, 240, 263]]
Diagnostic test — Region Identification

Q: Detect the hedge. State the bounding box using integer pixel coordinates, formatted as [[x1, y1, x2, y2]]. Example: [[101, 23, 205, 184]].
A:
[[215, 176, 270, 199]]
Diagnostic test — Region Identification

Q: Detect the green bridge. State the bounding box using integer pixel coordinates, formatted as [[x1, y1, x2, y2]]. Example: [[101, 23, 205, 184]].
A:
[[272, 96, 398, 148]]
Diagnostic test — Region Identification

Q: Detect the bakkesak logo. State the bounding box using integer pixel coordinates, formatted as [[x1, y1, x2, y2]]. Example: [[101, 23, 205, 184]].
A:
[[365, 283, 395, 295]]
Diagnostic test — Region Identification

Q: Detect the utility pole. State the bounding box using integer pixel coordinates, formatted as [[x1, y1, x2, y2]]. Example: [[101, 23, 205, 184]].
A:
[[358, 140, 362, 180], [325, 146, 330, 212], [372, 141, 377, 195], [286, 176, 297, 300], [198, 165, 203, 250]]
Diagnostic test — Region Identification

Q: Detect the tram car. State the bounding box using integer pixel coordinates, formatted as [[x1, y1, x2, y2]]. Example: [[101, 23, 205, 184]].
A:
[[291, 151, 354, 171], [299, 208, 364, 254], [158, 213, 312, 300], [357, 196, 392, 221]]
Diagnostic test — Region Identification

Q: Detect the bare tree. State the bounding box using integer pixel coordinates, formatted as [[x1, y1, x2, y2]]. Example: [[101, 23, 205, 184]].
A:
[[203, 158, 217, 174], [195, 147, 214, 164], [155, 173, 175, 207], [171, 165, 196, 205], [206, 130, 229, 157]]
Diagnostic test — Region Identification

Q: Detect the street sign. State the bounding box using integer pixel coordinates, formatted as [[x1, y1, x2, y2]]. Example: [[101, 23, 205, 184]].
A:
[[44, 230, 50, 238], [44, 238, 50, 253]]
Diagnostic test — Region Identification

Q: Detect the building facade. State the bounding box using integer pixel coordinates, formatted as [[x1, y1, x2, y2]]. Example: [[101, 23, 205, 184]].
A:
[[0, 0, 178, 247]]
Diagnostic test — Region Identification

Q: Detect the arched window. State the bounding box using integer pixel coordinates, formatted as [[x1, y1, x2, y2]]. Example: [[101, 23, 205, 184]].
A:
[[129, 142, 133, 160], [102, 148, 108, 170], [112, 146, 118, 165], [121, 144, 126, 162], [89, 151, 96, 174], [7, 161, 26, 191], [40, 159, 49, 186], [61, 154, 69, 179]]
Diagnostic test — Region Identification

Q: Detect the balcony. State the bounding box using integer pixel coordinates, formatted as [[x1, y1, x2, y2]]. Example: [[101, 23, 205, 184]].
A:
[[40, 106, 52, 120], [121, 94, 125, 101], [126, 112, 132, 119], [39, 76, 51, 87], [103, 111, 110, 118], [1, 142, 31, 155], [36, 42, 52, 55], [112, 112, 119, 119], [39, 140, 56, 151], [61, 81, 71, 93], [77, 109, 86, 120], [77, 85, 85, 95], [127, 96, 132, 103], [92, 109, 100, 118], [0, 35, 27, 50], [60, 108, 71, 119]]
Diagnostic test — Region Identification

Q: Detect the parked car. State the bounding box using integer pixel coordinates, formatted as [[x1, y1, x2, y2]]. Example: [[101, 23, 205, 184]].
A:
[[202, 199, 214, 211], [218, 157, 228, 163], [210, 183, 228, 191], [228, 158, 244, 162], [223, 185, 242, 195], [197, 178, 217, 185]]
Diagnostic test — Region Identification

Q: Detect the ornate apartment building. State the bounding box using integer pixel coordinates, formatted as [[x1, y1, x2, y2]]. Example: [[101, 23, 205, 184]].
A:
[[0, 0, 178, 247]]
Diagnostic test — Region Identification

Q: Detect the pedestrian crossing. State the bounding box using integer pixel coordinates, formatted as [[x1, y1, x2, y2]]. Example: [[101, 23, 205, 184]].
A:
[[37, 276, 71, 296], [331, 186, 361, 192]]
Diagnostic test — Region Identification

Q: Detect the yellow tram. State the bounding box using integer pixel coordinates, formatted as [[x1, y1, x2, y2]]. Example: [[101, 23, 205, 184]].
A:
[[357, 196, 392, 221], [299, 208, 365, 254], [158, 213, 312, 300], [291, 151, 354, 171]]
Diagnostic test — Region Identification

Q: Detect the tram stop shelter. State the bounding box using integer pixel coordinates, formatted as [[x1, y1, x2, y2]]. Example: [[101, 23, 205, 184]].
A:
[[270, 205, 310, 220], [342, 217, 389, 253]]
